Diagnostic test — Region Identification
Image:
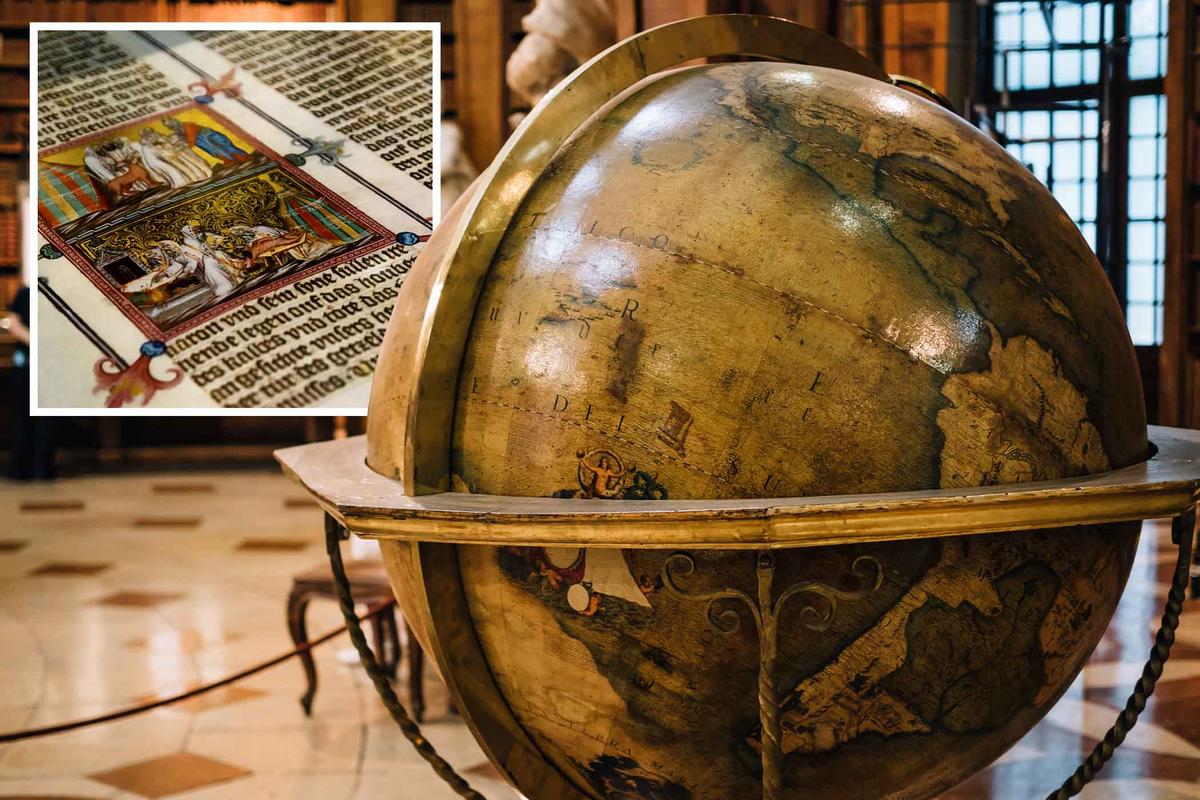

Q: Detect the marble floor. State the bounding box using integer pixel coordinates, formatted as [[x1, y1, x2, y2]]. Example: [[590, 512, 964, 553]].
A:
[[0, 470, 1198, 799]]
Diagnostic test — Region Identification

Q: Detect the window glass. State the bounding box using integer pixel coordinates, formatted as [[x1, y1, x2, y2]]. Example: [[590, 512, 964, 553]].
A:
[[1125, 94, 1166, 345], [990, 1, 1166, 345]]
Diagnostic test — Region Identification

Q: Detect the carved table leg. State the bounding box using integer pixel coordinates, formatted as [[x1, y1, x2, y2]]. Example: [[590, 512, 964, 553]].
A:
[[287, 587, 318, 716], [370, 612, 387, 677], [406, 621, 426, 723], [383, 605, 402, 678], [1190, 520, 1199, 599]]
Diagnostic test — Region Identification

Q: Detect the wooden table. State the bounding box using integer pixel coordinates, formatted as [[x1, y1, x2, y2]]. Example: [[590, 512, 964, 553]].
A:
[[287, 558, 426, 720]]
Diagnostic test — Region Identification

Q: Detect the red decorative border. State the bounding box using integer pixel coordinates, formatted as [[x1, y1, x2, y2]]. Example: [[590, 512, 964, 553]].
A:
[[37, 102, 393, 341]]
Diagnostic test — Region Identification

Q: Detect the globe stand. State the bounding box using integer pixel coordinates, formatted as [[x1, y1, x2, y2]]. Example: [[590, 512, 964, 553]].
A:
[[276, 13, 1200, 799], [282, 426, 1200, 800]]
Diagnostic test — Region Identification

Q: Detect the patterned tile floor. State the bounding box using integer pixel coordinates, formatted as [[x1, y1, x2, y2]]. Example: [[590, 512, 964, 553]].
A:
[[0, 470, 1198, 799]]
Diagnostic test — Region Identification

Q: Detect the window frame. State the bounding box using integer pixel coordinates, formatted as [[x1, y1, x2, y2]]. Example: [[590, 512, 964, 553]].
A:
[[973, 0, 1166, 349]]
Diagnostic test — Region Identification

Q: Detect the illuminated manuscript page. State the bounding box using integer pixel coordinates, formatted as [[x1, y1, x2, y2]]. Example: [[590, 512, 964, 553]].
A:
[[35, 28, 434, 410]]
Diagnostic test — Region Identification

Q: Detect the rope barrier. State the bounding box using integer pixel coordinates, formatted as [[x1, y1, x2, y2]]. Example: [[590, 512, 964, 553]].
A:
[[0, 597, 394, 744]]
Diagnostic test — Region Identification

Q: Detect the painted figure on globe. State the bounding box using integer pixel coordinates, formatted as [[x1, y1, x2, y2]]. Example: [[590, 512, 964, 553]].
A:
[[552, 449, 669, 499]]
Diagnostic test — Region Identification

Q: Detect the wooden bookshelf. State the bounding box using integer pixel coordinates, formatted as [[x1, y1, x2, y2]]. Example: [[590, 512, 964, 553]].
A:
[[0, 19, 26, 314], [1162, 0, 1200, 426]]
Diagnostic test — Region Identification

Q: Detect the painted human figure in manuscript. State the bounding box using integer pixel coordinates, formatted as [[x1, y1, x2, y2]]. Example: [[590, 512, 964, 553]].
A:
[[134, 128, 190, 189], [164, 117, 251, 166], [83, 132, 209, 196], [85, 139, 160, 196], [159, 125, 214, 183], [179, 223, 237, 298], [226, 224, 336, 265], [82, 145, 119, 184]]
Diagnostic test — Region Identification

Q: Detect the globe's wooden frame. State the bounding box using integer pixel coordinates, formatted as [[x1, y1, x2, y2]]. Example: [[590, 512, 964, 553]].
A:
[[279, 14, 1200, 800], [281, 426, 1200, 548]]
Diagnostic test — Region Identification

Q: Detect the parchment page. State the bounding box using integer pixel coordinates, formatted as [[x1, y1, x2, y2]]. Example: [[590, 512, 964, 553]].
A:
[[34, 28, 435, 410]]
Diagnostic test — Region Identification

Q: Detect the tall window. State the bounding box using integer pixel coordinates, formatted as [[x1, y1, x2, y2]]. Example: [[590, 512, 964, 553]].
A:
[[979, 0, 1168, 346]]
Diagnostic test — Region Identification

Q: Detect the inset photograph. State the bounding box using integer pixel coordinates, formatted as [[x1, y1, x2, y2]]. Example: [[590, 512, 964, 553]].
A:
[[40, 106, 389, 337], [32, 26, 437, 411]]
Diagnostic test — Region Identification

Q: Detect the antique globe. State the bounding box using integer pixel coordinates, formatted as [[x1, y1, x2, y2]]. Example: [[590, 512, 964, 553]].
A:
[[363, 16, 1147, 800]]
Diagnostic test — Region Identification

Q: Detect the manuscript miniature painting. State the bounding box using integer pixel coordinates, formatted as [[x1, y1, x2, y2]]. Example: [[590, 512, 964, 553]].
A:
[[37, 105, 388, 338]]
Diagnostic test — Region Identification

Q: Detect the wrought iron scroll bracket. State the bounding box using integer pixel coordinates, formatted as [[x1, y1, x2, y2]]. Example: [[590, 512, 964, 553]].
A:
[[662, 550, 883, 800]]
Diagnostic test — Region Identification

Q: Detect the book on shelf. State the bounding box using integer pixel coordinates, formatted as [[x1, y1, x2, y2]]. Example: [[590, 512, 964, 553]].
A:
[[0, 70, 27, 102], [3, 1, 341, 24], [0, 159, 19, 197], [0, 207, 19, 264], [1, 33, 28, 63], [0, 111, 28, 145]]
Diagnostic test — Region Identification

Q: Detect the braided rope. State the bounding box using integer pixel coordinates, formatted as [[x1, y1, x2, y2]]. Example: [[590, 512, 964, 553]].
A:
[[325, 515, 486, 800], [0, 602, 388, 744], [1047, 509, 1197, 800]]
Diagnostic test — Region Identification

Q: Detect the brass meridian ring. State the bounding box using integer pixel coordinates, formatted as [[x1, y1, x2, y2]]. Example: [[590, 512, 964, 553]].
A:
[[891, 73, 958, 113]]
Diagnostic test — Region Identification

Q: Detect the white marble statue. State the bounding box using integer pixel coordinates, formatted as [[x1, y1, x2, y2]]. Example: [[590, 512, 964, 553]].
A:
[[506, 0, 616, 107]]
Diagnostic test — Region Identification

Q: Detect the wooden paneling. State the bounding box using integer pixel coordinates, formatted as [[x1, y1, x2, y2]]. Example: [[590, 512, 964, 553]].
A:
[[638, 0, 836, 36], [453, 0, 508, 168], [608, 0, 640, 40], [1161, 0, 1196, 426], [347, 0, 395, 21]]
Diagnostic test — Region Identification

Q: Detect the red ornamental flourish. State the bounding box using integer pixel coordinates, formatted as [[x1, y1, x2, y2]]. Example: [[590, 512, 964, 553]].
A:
[[188, 68, 242, 100], [93, 342, 183, 408]]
